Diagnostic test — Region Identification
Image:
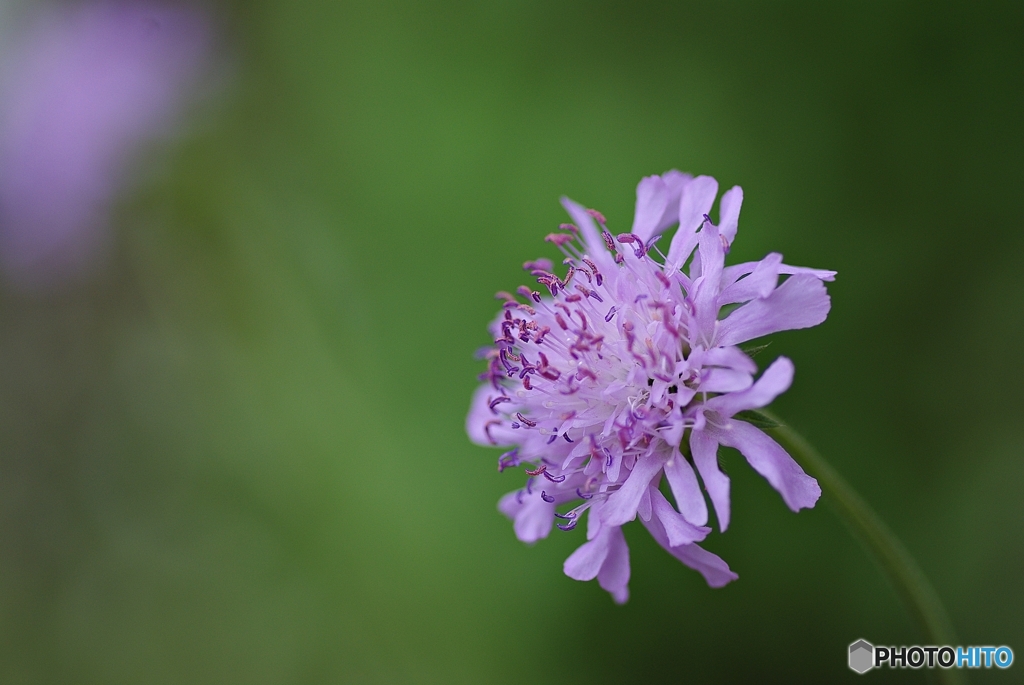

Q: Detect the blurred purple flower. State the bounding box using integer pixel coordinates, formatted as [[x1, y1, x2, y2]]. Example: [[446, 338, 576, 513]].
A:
[[468, 172, 835, 602], [0, 1, 213, 287]]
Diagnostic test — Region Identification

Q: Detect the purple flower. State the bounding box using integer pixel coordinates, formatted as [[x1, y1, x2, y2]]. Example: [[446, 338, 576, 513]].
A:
[[0, 2, 213, 287], [468, 172, 836, 602]]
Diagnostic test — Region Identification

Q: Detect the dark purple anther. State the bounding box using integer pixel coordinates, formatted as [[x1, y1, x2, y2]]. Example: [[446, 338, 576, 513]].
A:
[[483, 420, 502, 445], [582, 258, 602, 286], [702, 213, 712, 226], [546, 433, 558, 444], [616, 234, 635, 244], [488, 395, 512, 412], [565, 293, 582, 303], [575, 310, 588, 330], [602, 231, 616, 252], [554, 511, 576, 520], [555, 313, 568, 330], [576, 488, 594, 500], [540, 491, 555, 503], [526, 477, 534, 494], [498, 448, 520, 472], [562, 432, 574, 443], [542, 470, 566, 483], [545, 233, 575, 246], [515, 412, 537, 428], [557, 520, 578, 531], [516, 490, 525, 504], [522, 375, 532, 390], [511, 422, 521, 429], [656, 271, 671, 289]]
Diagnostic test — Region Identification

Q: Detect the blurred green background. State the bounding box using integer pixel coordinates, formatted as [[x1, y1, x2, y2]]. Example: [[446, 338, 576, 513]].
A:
[[2, 0, 1022, 683]]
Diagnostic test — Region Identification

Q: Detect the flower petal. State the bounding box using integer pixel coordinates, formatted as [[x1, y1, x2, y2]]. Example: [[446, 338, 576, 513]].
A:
[[716, 273, 831, 347], [701, 367, 753, 393], [691, 428, 731, 531], [560, 195, 616, 274], [664, 454, 709, 525], [641, 509, 738, 588], [597, 526, 631, 604], [651, 486, 709, 546], [706, 356, 793, 417], [600, 453, 665, 527], [717, 252, 782, 306], [718, 185, 743, 244], [714, 419, 821, 512], [666, 175, 718, 270], [466, 384, 516, 447], [498, 489, 555, 543], [563, 524, 612, 581], [631, 170, 692, 243]]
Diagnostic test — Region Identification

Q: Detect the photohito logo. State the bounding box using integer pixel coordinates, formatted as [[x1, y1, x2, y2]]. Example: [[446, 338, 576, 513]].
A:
[[848, 639, 1014, 674]]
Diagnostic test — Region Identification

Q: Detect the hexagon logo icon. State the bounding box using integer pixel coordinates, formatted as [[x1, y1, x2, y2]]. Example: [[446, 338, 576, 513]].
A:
[[849, 639, 874, 674]]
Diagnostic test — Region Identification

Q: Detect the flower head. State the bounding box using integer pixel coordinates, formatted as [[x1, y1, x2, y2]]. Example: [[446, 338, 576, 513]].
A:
[[468, 172, 835, 602], [0, 2, 214, 288]]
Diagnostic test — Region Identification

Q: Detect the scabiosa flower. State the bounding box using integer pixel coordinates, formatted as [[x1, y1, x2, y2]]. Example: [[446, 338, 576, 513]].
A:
[[0, 1, 214, 288], [467, 172, 836, 603]]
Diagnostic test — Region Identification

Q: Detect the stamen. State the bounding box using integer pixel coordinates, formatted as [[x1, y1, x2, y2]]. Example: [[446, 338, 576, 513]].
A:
[[523, 258, 553, 272], [483, 420, 502, 445], [488, 395, 512, 412], [540, 491, 555, 503], [604, 306, 617, 322], [586, 208, 606, 225], [515, 412, 537, 428]]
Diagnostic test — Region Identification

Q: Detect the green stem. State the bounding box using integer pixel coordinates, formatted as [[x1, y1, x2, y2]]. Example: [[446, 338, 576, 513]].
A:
[[762, 411, 965, 685]]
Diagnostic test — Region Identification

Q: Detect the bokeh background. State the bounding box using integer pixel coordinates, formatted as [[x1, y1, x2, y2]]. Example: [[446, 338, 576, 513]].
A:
[[1, 0, 1021, 683]]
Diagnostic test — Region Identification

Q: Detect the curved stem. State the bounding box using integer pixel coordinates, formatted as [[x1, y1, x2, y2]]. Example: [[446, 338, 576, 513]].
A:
[[763, 411, 965, 685]]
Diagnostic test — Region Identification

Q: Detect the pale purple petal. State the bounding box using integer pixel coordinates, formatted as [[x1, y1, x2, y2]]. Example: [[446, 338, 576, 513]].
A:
[[701, 367, 753, 393], [630, 175, 670, 243], [0, 2, 213, 287], [597, 526, 631, 604], [600, 453, 665, 527], [691, 428, 731, 531], [631, 170, 692, 243], [692, 223, 726, 339], [504, 491, 555, 543], [666, 175, 718, 269], [664, 454, 708, 526], [718, 185, 743, 244], [466, 385, 516, 447], [560, 196, 616, 273], [706, 356, 794, 417], [714, 419, 821, 512], [563, 524, 613, 581], [702, 346, 757, 374], [641, 509, 738, 588], [650, 487, 709, 546], [717, 252, 782, 305], [716, 274, 831, 347]]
